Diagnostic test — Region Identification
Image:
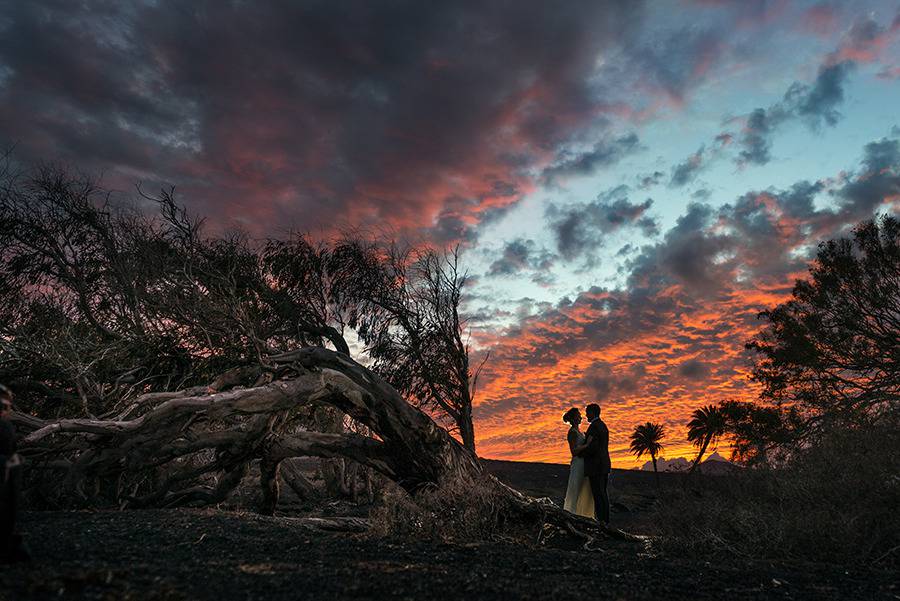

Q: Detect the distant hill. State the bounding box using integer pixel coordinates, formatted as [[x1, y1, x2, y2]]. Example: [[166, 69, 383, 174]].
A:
[[640, 451, 739, 474]]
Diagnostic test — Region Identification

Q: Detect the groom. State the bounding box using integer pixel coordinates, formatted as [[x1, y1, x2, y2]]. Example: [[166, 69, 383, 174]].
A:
[[576, 403, 611, 525]]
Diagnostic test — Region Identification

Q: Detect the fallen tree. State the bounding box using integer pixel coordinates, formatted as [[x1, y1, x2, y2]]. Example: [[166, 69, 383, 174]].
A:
[[12, 346, 638, 545], [1, 163, 640, 546]]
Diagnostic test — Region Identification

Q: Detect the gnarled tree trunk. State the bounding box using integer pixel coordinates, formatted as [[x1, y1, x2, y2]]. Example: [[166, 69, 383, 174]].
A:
[[279, 458, 320, 503], [13, 347, 638, 545]]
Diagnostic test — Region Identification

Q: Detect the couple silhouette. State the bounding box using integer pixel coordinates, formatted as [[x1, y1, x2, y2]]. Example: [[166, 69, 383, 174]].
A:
[[562, 403, 611, 525]]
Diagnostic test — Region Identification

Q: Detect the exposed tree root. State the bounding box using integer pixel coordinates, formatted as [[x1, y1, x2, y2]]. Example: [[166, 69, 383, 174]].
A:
[[13, 347, 643, 550]]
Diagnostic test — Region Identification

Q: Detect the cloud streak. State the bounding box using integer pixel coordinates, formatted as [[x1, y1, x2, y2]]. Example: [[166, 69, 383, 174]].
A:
[[541, 133, 642, 185]]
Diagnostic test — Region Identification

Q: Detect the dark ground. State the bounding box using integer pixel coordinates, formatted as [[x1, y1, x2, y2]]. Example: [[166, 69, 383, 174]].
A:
[[0, 460, 896, 600]]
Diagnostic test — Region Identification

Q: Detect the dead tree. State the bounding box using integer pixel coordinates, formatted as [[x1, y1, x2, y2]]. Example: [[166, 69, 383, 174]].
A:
[[16, 348, 468, 499], [0, 165, 635, 545], [329, 241, 485, 452], [1, 166, 484, 453], [11, 347, 635, 544]]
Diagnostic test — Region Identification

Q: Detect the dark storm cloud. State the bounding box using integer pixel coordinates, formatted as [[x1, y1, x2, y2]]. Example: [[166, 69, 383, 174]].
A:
[[487, 239, 554, 277], [676, 359, 710, 379], [541, 133, 641, 185], [793, 61, 854, 128], [669, 146, 706, 187], [737, 108, 776, 166], [0, 2, 198, 173], [736, 61, 854, 166], [778, 180, 824, 219], [582, 361, 645, 400], [628, 202, 733, 294], [637, 171, 664, 189], [836, 137, 900, 216], [0, 0, 647, 238], [856, 136, 900, 173], [547, 186, 658, 261]]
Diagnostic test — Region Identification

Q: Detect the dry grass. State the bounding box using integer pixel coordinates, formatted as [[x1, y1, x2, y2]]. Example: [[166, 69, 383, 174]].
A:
[[369, 474, 537, 544], [651, 419, 900, 568]]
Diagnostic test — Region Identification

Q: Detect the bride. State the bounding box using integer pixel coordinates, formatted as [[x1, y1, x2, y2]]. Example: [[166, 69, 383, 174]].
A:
[[562, 407, 595, 518]]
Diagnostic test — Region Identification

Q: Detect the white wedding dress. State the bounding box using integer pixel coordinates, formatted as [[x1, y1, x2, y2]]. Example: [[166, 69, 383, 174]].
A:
[[563, 427, 596, 519]]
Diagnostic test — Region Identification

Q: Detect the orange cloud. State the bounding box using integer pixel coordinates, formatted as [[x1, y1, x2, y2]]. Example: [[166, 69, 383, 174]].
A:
[[472, 279, 793, 469]]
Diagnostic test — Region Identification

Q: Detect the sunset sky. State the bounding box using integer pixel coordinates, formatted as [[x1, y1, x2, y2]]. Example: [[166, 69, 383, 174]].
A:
[[2, 1, 899, 467]]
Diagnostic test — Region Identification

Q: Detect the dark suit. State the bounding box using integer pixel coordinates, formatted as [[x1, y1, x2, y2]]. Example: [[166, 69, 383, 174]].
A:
[[581, 418, 611, 524]]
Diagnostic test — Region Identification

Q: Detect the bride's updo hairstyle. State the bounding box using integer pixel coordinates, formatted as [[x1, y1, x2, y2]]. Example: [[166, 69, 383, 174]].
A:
[[562, 407, 580, 425]]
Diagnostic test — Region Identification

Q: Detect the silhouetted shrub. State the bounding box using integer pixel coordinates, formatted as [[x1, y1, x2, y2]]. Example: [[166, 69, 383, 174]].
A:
[[653, 416, 900, 568], [746, 216, 900, 459], [369, 475, 535, 544]]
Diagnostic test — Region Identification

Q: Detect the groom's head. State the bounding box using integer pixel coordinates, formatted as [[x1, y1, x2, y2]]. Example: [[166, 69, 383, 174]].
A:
[[585, 403, 601, 421]]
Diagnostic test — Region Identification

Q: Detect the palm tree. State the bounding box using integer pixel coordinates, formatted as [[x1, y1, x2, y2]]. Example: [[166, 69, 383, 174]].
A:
[[629, 422, 665, 484], [686, 404, 727, 473]]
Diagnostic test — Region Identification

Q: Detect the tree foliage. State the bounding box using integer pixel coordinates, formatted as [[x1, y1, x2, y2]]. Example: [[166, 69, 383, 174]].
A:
[[686, 404, 726, 472], [0, 164, 480, 450], [745, 215, 900, 456], [628, 421, 665, 479]]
